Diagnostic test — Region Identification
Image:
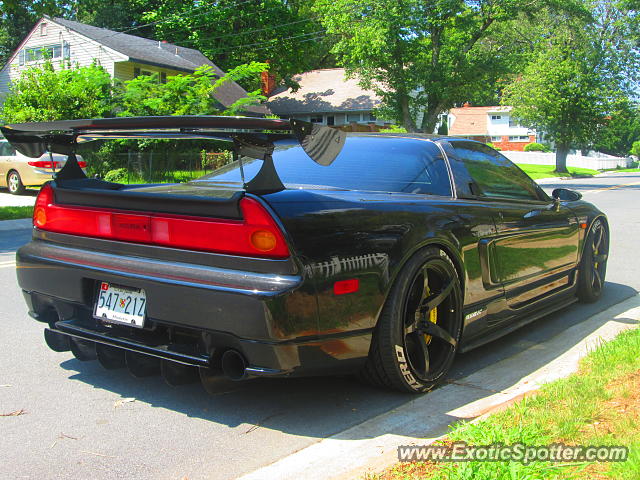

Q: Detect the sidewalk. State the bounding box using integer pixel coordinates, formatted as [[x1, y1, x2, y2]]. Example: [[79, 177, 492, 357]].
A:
[[238, 295, 640, 480]]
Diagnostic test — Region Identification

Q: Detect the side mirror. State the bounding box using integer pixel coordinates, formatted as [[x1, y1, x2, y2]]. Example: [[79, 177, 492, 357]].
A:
[[552, 188, 582, 202]]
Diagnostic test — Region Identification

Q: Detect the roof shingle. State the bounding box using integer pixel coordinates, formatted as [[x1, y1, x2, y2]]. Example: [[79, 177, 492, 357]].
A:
[[267, 68, 381, 115]]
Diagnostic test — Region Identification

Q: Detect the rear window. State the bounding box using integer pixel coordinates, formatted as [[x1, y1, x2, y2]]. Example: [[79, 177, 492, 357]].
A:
[[195, 136, 452, 196]]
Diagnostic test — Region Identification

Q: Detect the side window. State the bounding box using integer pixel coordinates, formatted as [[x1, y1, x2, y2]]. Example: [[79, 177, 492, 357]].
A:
[[450, 141, 541, 201]]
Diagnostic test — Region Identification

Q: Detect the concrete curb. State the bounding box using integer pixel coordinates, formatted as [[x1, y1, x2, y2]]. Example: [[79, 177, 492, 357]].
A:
[[0, 218, 32, 232], [238, 295, 640, 480]]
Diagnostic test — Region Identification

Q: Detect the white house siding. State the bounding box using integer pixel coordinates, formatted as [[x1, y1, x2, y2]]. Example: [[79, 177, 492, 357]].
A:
[[0, 18, 127, 102], [486, 113, 531, 137]]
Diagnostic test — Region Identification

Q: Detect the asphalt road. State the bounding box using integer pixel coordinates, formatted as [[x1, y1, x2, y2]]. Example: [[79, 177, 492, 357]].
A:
[[1, 172, 639, 480]]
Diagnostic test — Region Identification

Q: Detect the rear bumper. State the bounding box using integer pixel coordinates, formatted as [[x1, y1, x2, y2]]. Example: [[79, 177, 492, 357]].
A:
[[18, 239, 371, 376]]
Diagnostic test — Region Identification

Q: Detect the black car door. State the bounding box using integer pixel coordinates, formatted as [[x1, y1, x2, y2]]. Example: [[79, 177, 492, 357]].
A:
[[443, 140, 580, 308]]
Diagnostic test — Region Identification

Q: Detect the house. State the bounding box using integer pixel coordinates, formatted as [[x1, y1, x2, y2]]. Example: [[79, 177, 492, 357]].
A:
[[266, 68, 390, 127], [447, 105, 539, 151], [0, 16, 268, 115]]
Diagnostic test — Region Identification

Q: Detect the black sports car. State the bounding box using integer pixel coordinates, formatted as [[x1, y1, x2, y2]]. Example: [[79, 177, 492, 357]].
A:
[[2, 116, 609, 393]]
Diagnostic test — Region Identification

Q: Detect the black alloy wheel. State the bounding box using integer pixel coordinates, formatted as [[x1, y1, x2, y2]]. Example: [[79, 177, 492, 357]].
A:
[[578, 218, 609, 303], [360, 247, 463, 393]]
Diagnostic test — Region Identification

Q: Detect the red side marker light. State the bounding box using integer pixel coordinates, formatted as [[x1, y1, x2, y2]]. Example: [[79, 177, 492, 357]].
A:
[[580, 223, 588, 229], [333, 279, 360, 296]]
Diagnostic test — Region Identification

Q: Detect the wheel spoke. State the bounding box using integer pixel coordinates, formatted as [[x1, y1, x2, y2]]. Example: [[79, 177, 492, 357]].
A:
[[419, 278, 454, 313], [421, 321, 457, 348], [593, 226, 604, 251], [592, 267, 603, 291], [408, 333, 430, 378], [594, 253, 608, 264]]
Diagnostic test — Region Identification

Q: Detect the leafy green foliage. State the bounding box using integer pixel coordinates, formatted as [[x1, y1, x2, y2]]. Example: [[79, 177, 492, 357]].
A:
[[523, 142, 551, 152], [104, 167, 128, 183], [502, 1, 639, 172], [486, 142, 501, 151], [313, 0, 570, 132], [0, 61, 115, 123], [592, 101, 640, 156], [631, 140, 640, 158], [117, 63, 267, 117], [142, 0, 331, 91]]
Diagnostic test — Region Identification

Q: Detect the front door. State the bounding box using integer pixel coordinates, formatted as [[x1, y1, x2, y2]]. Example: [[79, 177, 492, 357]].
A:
[[444, 140, 580, 308]]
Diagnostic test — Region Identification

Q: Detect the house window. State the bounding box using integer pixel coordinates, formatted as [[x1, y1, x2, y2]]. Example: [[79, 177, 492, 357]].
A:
[[490, 136, 502, 142], [40, 23, 48, 36], [509, 135, 530, 142], [22, 44, 62, 63], [368, 113, 377, 122], [160, 72, 167, 84], [310, 115, 323, 124], [133, 67, 153, 78], [508, 117, 521, 128], [347, 113, 361, 123], [326, 115, 335, 126], [491, 115, 502, 120]]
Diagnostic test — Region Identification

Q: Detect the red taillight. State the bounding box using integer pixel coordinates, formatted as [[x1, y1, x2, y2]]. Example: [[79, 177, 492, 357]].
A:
[[28, 160, 62, 169], [77, 161, 87, 168], [33, 186, 290, 259]]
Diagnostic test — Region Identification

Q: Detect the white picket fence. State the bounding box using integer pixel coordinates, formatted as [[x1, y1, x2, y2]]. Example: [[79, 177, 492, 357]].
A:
[[503, 151, 631, 170]]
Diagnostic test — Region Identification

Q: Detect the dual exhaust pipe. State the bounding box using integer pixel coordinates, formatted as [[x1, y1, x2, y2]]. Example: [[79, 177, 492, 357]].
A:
[[45, 329, 250, 385]]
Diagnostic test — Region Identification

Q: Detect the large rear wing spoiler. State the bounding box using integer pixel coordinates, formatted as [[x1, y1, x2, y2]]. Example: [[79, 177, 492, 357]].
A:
[[0, 116, 346, 194]]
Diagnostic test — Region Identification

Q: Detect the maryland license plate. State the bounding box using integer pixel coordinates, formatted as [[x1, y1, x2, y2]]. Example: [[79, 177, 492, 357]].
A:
[[94, 282, 146, 328]]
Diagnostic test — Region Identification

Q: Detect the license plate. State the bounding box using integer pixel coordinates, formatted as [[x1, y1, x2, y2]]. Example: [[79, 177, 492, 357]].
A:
[[94, 282, 146, 328]]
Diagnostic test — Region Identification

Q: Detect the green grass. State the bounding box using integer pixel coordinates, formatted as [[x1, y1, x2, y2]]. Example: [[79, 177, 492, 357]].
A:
[[518, 163, 600, 179], [375, 327, 640, 480], [0, 206, 33, 220]]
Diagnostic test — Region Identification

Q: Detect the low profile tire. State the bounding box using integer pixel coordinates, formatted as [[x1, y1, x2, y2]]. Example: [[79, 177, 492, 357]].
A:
[[578, 218, 609, 303], [360, 247, 463, 393], [7, 170, 25, 195]]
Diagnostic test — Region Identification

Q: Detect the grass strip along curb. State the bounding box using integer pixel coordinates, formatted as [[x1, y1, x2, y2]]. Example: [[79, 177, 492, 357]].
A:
[[0, 206, 33, 220], [373, 327, 640, 480], [517, 163, 599, 180]]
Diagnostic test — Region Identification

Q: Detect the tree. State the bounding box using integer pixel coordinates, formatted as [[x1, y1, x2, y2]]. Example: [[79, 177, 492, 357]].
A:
[[312, 0, 575, 132], [0, 61, 115, 123], [502, 1, 639, 172], [142, 0, 333, 91], [591, 100, 640, 156], [117, 62, 268, 117]]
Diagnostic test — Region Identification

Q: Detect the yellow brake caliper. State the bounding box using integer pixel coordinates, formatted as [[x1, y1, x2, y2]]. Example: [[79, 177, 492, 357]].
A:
[[424, 284, 438, 345]]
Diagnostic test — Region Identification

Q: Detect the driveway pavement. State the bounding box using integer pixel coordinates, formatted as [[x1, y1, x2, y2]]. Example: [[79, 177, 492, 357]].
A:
[[0, 188, 37, 206], [0, 172, 639, 480]]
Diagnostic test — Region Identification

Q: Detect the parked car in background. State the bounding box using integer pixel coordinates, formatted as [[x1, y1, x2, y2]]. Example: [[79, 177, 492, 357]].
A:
[[0, 138, 86, 194]]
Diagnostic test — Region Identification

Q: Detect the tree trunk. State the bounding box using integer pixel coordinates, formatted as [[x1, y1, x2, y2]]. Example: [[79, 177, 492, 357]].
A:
[[420, 106, 441, 134], [555, 144, 570, 173], [400, 94, 416, 132]]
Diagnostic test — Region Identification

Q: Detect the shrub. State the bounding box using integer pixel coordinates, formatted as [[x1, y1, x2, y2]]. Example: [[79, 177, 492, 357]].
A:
[[380, 124, 408, 133], [487, 142, 501, 151], [104, 168, 128, 183], [524, 142, 550, 152], [630, 140, 640, 158]]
